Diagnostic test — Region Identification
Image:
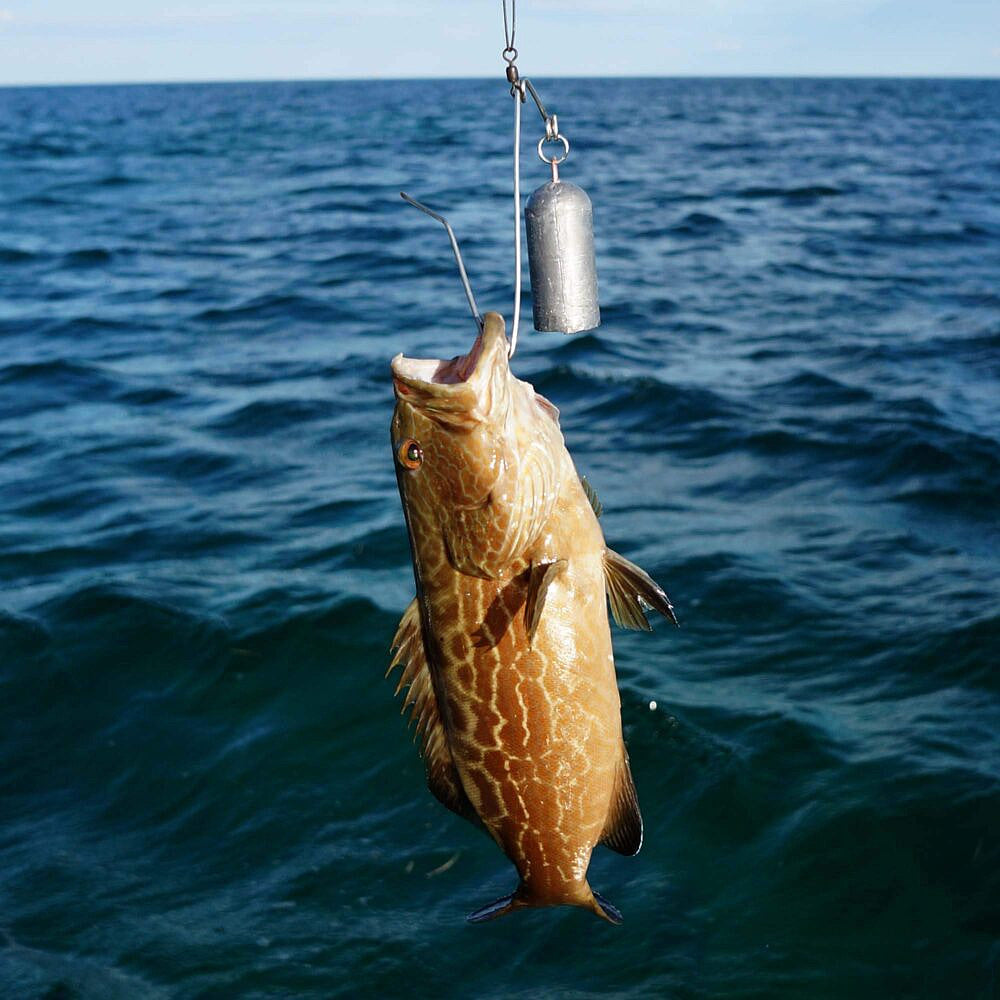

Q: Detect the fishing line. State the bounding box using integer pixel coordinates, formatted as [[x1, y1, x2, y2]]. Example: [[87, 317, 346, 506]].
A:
[[502, 0, 516, 65], [400, 0, 601, 354], [510, 75, 524, 358]]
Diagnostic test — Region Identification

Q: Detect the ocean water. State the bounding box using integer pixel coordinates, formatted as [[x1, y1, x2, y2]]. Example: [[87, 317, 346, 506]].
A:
[[0, 76, 998, 998]]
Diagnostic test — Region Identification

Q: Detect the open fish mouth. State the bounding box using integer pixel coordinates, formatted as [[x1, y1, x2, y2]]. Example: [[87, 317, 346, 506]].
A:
[[391, 312, 508, 405], [391, 330, 483, 387]]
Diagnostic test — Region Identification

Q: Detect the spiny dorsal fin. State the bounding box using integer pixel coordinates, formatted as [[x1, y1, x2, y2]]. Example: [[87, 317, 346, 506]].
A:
[[580, 476, 603, 519], [600, 751, 643, 857], [535, 392, 560, 424], [604, 548, 678, 631], [388, 599, 478, 826], [524, 560, 567, 647]]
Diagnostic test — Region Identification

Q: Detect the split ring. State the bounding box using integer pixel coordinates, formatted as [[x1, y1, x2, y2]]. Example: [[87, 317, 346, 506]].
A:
[[537, 134, 570, 165]]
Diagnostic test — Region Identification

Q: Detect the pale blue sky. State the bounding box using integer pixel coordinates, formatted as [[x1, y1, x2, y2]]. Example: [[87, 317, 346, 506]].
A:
[[0, 1, 997, 86]]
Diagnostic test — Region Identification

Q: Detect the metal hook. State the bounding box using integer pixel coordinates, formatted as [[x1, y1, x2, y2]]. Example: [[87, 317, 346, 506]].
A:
[[400, 192, 483, 333]]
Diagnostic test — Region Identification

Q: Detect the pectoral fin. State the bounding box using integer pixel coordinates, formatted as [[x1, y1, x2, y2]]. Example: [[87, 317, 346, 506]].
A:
[[388, 599, 478, 827], [600, 751, 643, 857], [523, 559, 567, 647], [603, 548, 678, 630]]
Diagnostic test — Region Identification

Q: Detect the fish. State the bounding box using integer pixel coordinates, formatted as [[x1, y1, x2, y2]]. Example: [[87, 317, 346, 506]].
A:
[[388, 311, 677, 923]]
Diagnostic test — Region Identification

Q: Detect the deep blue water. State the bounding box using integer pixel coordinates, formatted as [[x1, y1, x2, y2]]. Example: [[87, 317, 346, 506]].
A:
[[0, 77, 998, 998]]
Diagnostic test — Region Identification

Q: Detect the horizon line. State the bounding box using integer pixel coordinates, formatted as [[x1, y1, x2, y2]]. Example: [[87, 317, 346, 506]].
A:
[[2, 72, 999, 90]]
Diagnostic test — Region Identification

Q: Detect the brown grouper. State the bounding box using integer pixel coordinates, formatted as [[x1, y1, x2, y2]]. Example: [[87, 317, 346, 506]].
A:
[[388, 312, 676, 923]]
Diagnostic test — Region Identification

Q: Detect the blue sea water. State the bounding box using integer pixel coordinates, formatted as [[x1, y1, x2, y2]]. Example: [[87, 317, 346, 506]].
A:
[[0, 77, 998, 998]]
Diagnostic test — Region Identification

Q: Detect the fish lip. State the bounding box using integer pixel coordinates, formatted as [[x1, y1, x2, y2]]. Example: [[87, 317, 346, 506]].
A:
[[391, 312, 507, 400]]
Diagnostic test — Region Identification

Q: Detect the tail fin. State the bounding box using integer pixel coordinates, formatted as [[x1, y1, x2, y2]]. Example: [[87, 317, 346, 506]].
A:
[[590, 888, 624, 925], [466, 890, 525, 923], [466, 882, 623, 925]]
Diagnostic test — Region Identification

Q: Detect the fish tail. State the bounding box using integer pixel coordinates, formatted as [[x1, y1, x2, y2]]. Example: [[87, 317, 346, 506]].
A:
[[563, 879, 624, 924], [466, 881, 623, 925], [466, 886, 528, 923], [588, 886, 624, 925]]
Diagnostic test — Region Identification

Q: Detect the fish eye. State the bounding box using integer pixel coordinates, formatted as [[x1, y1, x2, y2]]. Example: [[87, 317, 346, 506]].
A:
[[398, 438, 423, 470]]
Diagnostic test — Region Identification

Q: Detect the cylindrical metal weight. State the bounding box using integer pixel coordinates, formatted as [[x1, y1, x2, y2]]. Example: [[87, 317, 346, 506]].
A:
[[524, 180, 600, 333]]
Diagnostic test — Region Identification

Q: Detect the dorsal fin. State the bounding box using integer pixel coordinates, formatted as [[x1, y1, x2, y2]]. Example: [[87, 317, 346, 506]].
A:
[[523, 559, 567, 647], [535, 392, 561, 424], [603, 548, 678, 631], [388, 599, 479, 826], [600, 751, 643, 856], [580, 476, 603, 518]]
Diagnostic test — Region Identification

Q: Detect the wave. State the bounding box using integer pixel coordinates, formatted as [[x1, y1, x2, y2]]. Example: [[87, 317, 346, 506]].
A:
[[286, 496, 379, 529], [758, 370, 874, 408], [586, 380, 740, 437], [0, 359, 121, 417], [8, 481, 122, 521], [654, 191, 712, 205], [667, 211, 729, 237], [833, 329, 1000, 375], [731, 184, 845, 200], [733, 409, 1000, 488], [13, 193, 72, 208], [532, 364, 741, 438], [768, 260, 929, 285], [0, 609, 50, 666], [63, 247, 114, 266], [316, 249, 452, 285], [194, 293, 351, 326], [1, 933, 163, 1000], [207, 398, 332, 437], [288, 524, 408, 572], [96, 173, 141, 187], [113, 384, 186, 406], [37, 316, 138, 338], [861, 221, 994, 246], [0, 247, 38, 264], [2, 138, 79, 157], [901, 612, 1000, 694], [670, 551, 827, 640], [546, 331, 623, 366], [128, 444, 240, 486]]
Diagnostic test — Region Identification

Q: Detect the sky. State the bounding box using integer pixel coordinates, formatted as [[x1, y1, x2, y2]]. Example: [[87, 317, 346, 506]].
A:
[[0, 0, 997, 86]]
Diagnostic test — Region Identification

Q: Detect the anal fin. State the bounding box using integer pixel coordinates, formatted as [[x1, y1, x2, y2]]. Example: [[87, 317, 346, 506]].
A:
[[388, 598, 478, 827], [604, 547, 678, 630], [600, 751, 643, 857]]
